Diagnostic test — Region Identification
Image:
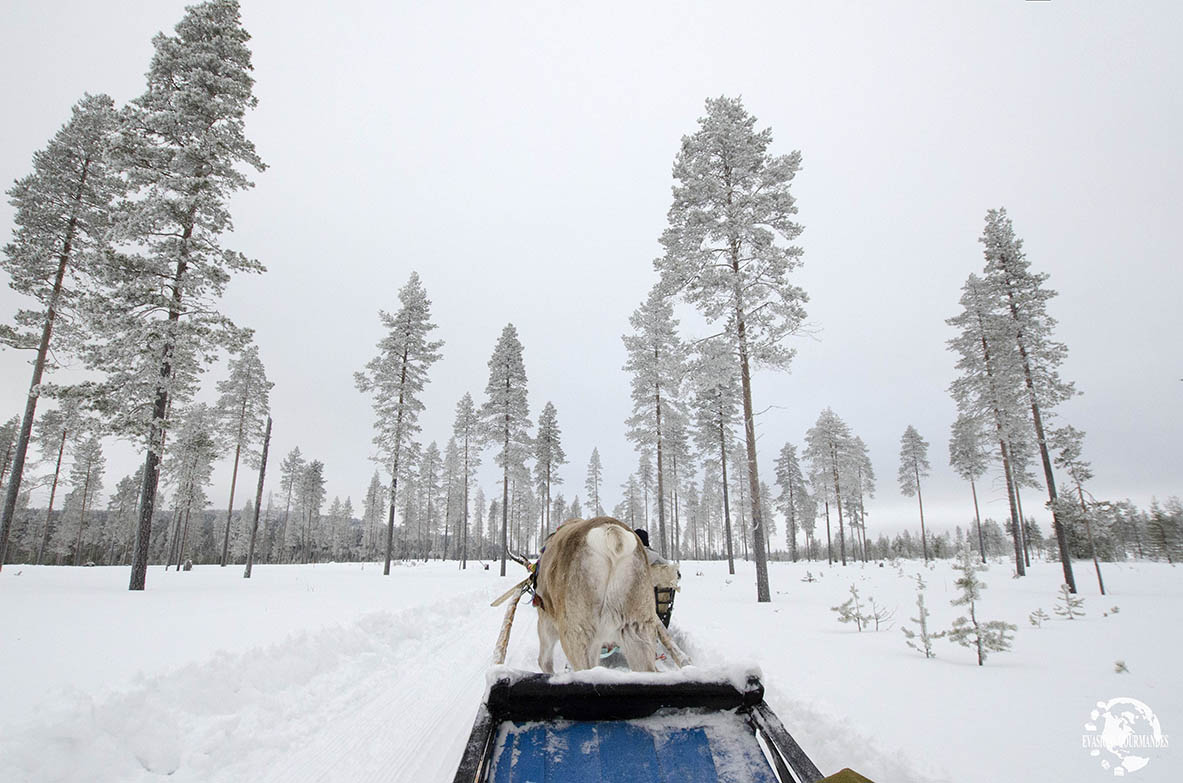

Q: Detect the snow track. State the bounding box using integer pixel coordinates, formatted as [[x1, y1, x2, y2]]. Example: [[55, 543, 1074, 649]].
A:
[[0, 587, 505, 783]]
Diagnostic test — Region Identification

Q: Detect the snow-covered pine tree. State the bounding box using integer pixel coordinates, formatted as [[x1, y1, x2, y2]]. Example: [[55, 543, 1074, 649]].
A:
[[76, 1, 265, 590], [1053, 583, 1085, 620], [164, 405, 217, 568], [214, 342, 272, 566], [450, 395, 480, 567], [832, 584, 867, 632], [842, 435, 874, 563], [623, 286, 684, 558], [0, 417, 19, 505], [949, 412, 990, 563], [418, 442, 441, 560], [902, 573, 942, 658], [441, 438, 462, 560], [1029, 608, 1050, 628], [947, 274, 1029, 576], [361, 470, 386, 562], [1146, 499, 1181, 563], [585, 447, 604, 517], [105, 467, 143, 565], [946, 547, 1017, 665], [619, 474, 642, 528], [532, 401, 565, 543], [774, 443, 810, 562], [981, 208, 1078, 592], [0, 95, 124, 568], [898, 425, 933, 562], [656, 96, 807, 602], [804, 408, 853, 566], [275, 447, 304, 564], [1050, 425, 1105, 593], [568, 495, 583, 521], [478, 324, 530, 576], [355, 271, 443, 575], [690, 337, 740, 572], [61, 434, 105, 565], [296, 460, 326, 563], [242, 415, 271, 576]]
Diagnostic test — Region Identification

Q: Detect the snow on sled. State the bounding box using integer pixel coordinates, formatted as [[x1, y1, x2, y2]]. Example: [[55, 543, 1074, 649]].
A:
[[452, 667, 840, 783]]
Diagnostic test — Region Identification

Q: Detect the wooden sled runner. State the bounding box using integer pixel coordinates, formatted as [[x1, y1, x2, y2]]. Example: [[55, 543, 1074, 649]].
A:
[[452, 669, 845, 783]]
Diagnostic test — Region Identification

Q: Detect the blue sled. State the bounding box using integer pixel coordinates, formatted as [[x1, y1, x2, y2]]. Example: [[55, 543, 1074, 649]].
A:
[[452, 671, 835, 783]]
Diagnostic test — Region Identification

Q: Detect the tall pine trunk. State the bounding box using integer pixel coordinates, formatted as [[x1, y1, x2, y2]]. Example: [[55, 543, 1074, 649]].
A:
[[1077, 485, 1105, 594], [244, 416, 271, 579], [831, 445, 847, 566], [971, 477, 986, 564], [719, 419, 735, 574], [0, 161, 90, 569], [36, 429, 68, 565], [130, 238, 190, 591], [914, 463, 928, 562], [654, 370, 668, 558], [736, 310, 771, 601], [72, 464, 94, 566], [221, 382, 250, 566]]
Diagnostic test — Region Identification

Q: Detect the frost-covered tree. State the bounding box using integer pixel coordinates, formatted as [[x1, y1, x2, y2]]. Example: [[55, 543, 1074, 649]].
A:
[[946, 547, 1016, 665], [242, 415, 271, 576], [843, 435, 875, 563], [105, 467, 143, 565], [568, 495, 583, 521], [275, 447, 304, 563], [774, 443, 809, 562], [532, 401, 565, 542], [804, 408, 853, 566], [355, 271, 443, 575], [690, 337, 740, 572], [947, 274, 1028, 576], [61, 434, 105, 565], [74, 1, 266, 590], [0, 417, 19, 505], [164, 405, 217, 568], [949, 413, 990, 563], [28, 405, 81, 563], [902, 573, 942, 658], [479, 324, 530, 576], [619, 474, 643, 528], [656, 96, 807, 602], [583, 447, 604, 518], [982, 208, 1078, 591], [831, 584, 868, 632], [898, 425, 932, 562], [214, 342, 272, 566], [453, 393, 481, 567], [361, 470, 386, 562], [295, 460, 326, 563], [623, 286, 684, 558], [1146, 498, 1181, 564], [417, 442, 441, 560], [1051, 426, 1105, 593], [1053, 583, 1085, 620], [0, 95, 123, 568]]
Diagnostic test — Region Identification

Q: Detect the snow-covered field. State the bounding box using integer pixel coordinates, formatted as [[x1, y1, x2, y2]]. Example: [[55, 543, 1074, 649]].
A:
[[0, 558, 1178, 782]]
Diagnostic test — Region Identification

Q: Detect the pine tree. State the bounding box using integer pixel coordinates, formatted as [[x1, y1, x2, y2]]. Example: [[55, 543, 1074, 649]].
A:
[[354, 271, 443, 575], [418, 442, 441, 560], [843, 435, 875, 563], [946, 547, 1016, 665], [77, 1, 266, 590], [1029, 608, 1050, 628], [1050, 425, 1105, 593], [214, 342, 272, 566], [0, 95, 123, 569], [1053, 583, 1085, 620], [981, 208, 1078, 591], [774, 444, 811, 562], [831, 584, 867, 632], [1146, 499, 1181, 563], [296, 460, 325, 563], [165, 405, 218, 569], [478, 324, 531, 576], [949, 412, 990, 563], [584, 447, 604, 517], [947, 274, 1029, 576], [532, 401, 565, 542], [62, 434, 105, 565], [569, 495, 583, 520], [804, 408, 853, 566], [656, 96, 807, 603], [690, 337, 741, 572], [453, 393, 481, 567], [902, 574, 942, 658], [361, 470, 387, 562], [105, 467, 144, 565], [898, 425, 932, 562], [276, 447, 304, 564], [623, 285, 684, 558], [242, 415, 271, 577]]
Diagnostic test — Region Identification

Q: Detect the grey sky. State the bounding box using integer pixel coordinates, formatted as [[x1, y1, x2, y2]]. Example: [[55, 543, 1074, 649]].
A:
[[2, 1, 1180, 542]]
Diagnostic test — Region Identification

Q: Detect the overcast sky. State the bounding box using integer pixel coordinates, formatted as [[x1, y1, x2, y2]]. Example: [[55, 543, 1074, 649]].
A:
[[1, 0, 1180, 544]]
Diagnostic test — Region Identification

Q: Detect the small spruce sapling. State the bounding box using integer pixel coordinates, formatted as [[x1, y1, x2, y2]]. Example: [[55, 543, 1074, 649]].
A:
[[801, 571, 817, 583], [903, 573, 943, 658], [832, 584, 867, 632], [1053, 584, 1085, 620], [866, 597, 896, 631], [1029, 608, 1050, 628], [946, 546, 1016, 665]]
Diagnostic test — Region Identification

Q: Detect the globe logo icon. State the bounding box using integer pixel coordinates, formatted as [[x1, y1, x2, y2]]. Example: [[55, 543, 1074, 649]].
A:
[[1082, 697, 1169, 776]]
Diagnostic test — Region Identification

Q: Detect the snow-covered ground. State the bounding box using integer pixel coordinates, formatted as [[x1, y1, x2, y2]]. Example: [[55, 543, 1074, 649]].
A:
[[0, 558, 1178, 782]]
